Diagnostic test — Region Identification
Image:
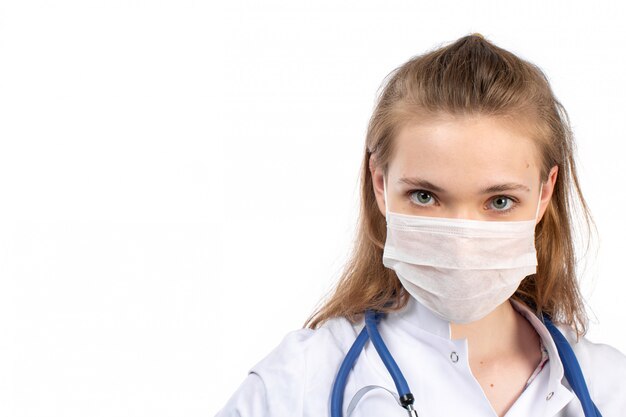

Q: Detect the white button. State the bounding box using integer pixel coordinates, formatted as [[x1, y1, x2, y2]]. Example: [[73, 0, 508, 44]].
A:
[[546, 391, 554, 401], [450, 351, 459, 363]]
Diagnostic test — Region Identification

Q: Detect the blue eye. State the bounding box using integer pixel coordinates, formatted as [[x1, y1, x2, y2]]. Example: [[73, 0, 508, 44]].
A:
[[489, 196, 518, 213], [408, 190, 435, 206], [407, 190, 519, 215], [407, 190, 518, 214]]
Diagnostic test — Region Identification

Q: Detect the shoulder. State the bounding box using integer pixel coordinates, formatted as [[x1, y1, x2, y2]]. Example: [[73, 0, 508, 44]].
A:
[[249, 315, 359, 385], [556, 323, 626, 409], [216, 315, 360, 417]]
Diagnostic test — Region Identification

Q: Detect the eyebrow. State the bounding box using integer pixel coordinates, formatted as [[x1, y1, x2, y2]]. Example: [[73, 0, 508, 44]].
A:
[[397, 177, 531, 194]]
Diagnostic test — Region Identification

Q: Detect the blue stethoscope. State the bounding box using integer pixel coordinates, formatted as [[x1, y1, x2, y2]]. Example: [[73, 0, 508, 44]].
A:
[[331, 309, 603, 417]]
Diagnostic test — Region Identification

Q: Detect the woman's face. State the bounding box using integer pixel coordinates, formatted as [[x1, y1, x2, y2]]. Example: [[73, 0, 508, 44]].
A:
[[371, 114, 558, 223]]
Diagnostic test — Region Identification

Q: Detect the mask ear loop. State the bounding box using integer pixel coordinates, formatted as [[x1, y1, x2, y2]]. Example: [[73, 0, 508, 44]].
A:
[[383, 175, 389, 221], [534, 182, 544, 221]]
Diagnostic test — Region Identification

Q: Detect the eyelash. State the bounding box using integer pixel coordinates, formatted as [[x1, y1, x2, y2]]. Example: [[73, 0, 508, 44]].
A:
[[406, 190, 520, 214]]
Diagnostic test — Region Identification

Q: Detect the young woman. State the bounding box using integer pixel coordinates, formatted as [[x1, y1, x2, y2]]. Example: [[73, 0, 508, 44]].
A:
[[216, 33, 626, 417]]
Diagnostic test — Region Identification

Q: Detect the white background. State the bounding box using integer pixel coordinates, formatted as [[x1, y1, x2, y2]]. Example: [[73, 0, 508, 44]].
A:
[[0, 1, 624, 416]]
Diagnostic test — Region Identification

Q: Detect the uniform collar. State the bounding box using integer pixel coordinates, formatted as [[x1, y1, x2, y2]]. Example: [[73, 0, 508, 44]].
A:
[[508, 298, 576, 413], [391, 296, 575, 413]]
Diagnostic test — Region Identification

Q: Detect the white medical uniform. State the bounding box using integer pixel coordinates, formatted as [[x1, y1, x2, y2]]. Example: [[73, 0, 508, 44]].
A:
[[215, 296, 626, 416]]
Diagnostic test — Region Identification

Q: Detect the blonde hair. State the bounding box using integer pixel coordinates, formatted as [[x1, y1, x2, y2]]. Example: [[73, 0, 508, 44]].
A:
[[303, 33, 596, 339]]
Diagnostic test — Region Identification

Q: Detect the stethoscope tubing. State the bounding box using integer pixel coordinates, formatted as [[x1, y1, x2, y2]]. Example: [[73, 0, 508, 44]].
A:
[[364, 311, 414, 404], [330, 309, 603, 417], [542, 315, 603, 417], [330, 322, 370, 417]]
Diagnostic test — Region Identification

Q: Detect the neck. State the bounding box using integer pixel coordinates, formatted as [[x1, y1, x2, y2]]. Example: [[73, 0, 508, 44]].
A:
[[449, 299, 525, 361]]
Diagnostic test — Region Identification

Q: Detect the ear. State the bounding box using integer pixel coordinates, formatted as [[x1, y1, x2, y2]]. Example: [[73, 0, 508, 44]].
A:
[[369, 154, 387, 217], [537, 165, 558, 224]]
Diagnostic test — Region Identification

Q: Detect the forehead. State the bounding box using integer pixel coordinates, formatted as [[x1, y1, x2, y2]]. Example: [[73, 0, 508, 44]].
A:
[[389, 115, 541, 190]]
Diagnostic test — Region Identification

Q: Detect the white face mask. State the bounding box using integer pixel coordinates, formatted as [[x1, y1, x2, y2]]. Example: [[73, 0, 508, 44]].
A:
[[382, 176, 543, 324]]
